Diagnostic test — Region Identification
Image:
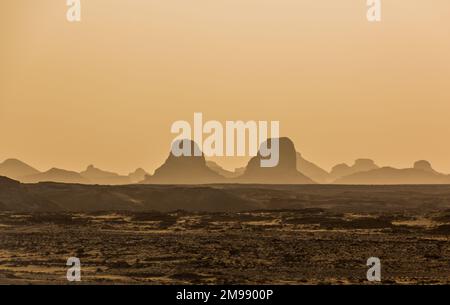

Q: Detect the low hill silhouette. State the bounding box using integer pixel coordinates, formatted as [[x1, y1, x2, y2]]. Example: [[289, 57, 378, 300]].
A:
[[413, 160, 439, 174], [141, 139, 225, 184], [0, 159, 40, 181], [236, 138, 315, 184], [22, 168, 90, 184], [128, 168, 149, 183], [334, 160, 450, 184], [296, 153, 330, 183], [0, 159, 150, 185], [80, 165, 131, 185], [206, 161, 243, 179], [330, 159, 379, 180]]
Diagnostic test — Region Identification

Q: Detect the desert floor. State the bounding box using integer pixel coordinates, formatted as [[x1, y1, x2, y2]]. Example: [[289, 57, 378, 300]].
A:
[[1, 207, 450, 284]]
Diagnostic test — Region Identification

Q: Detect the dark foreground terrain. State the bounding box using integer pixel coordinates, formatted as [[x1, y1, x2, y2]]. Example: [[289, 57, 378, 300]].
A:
[[1, 207, 450, 284], [1, 181, 450, 284]]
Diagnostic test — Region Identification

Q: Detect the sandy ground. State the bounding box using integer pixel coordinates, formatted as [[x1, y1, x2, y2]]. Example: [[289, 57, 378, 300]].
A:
[[0, 208, 450, 284]]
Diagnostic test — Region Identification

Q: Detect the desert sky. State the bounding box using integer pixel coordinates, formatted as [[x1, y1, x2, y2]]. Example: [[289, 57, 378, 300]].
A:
[[1, 0, 449, 174]]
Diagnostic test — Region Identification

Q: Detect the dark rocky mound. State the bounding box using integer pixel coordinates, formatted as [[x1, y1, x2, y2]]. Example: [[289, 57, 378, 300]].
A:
[[0, 176, 59, 211], [141, 139, 225, 184], [236, 137, 315, 184]]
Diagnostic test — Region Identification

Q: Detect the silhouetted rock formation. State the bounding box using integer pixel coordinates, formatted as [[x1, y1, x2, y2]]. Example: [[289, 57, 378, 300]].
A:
[[0, 159, 40, 181], [128, 168, 149, 183], [141, 140, 225, 184], [4, 144, 450, 186], [296, 152, 330, 183], [414, 160, 438, 174], [80, 165, 130, 185], [206, 161, 243, 179], [334, 160, 450, 184], [22, 168, 90, 184], [330, 159, 379, 180], [236, 138, 315, 184]]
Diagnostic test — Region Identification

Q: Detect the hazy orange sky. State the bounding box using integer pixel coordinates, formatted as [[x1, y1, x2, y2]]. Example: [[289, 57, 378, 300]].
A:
[[1, 0, 449, 174]]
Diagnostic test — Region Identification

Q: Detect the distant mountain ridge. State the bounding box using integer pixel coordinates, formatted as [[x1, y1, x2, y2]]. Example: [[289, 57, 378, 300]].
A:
[[334, 161, 450, 185], [2, 139, 450, 185], [0, 159, 148, 185]]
